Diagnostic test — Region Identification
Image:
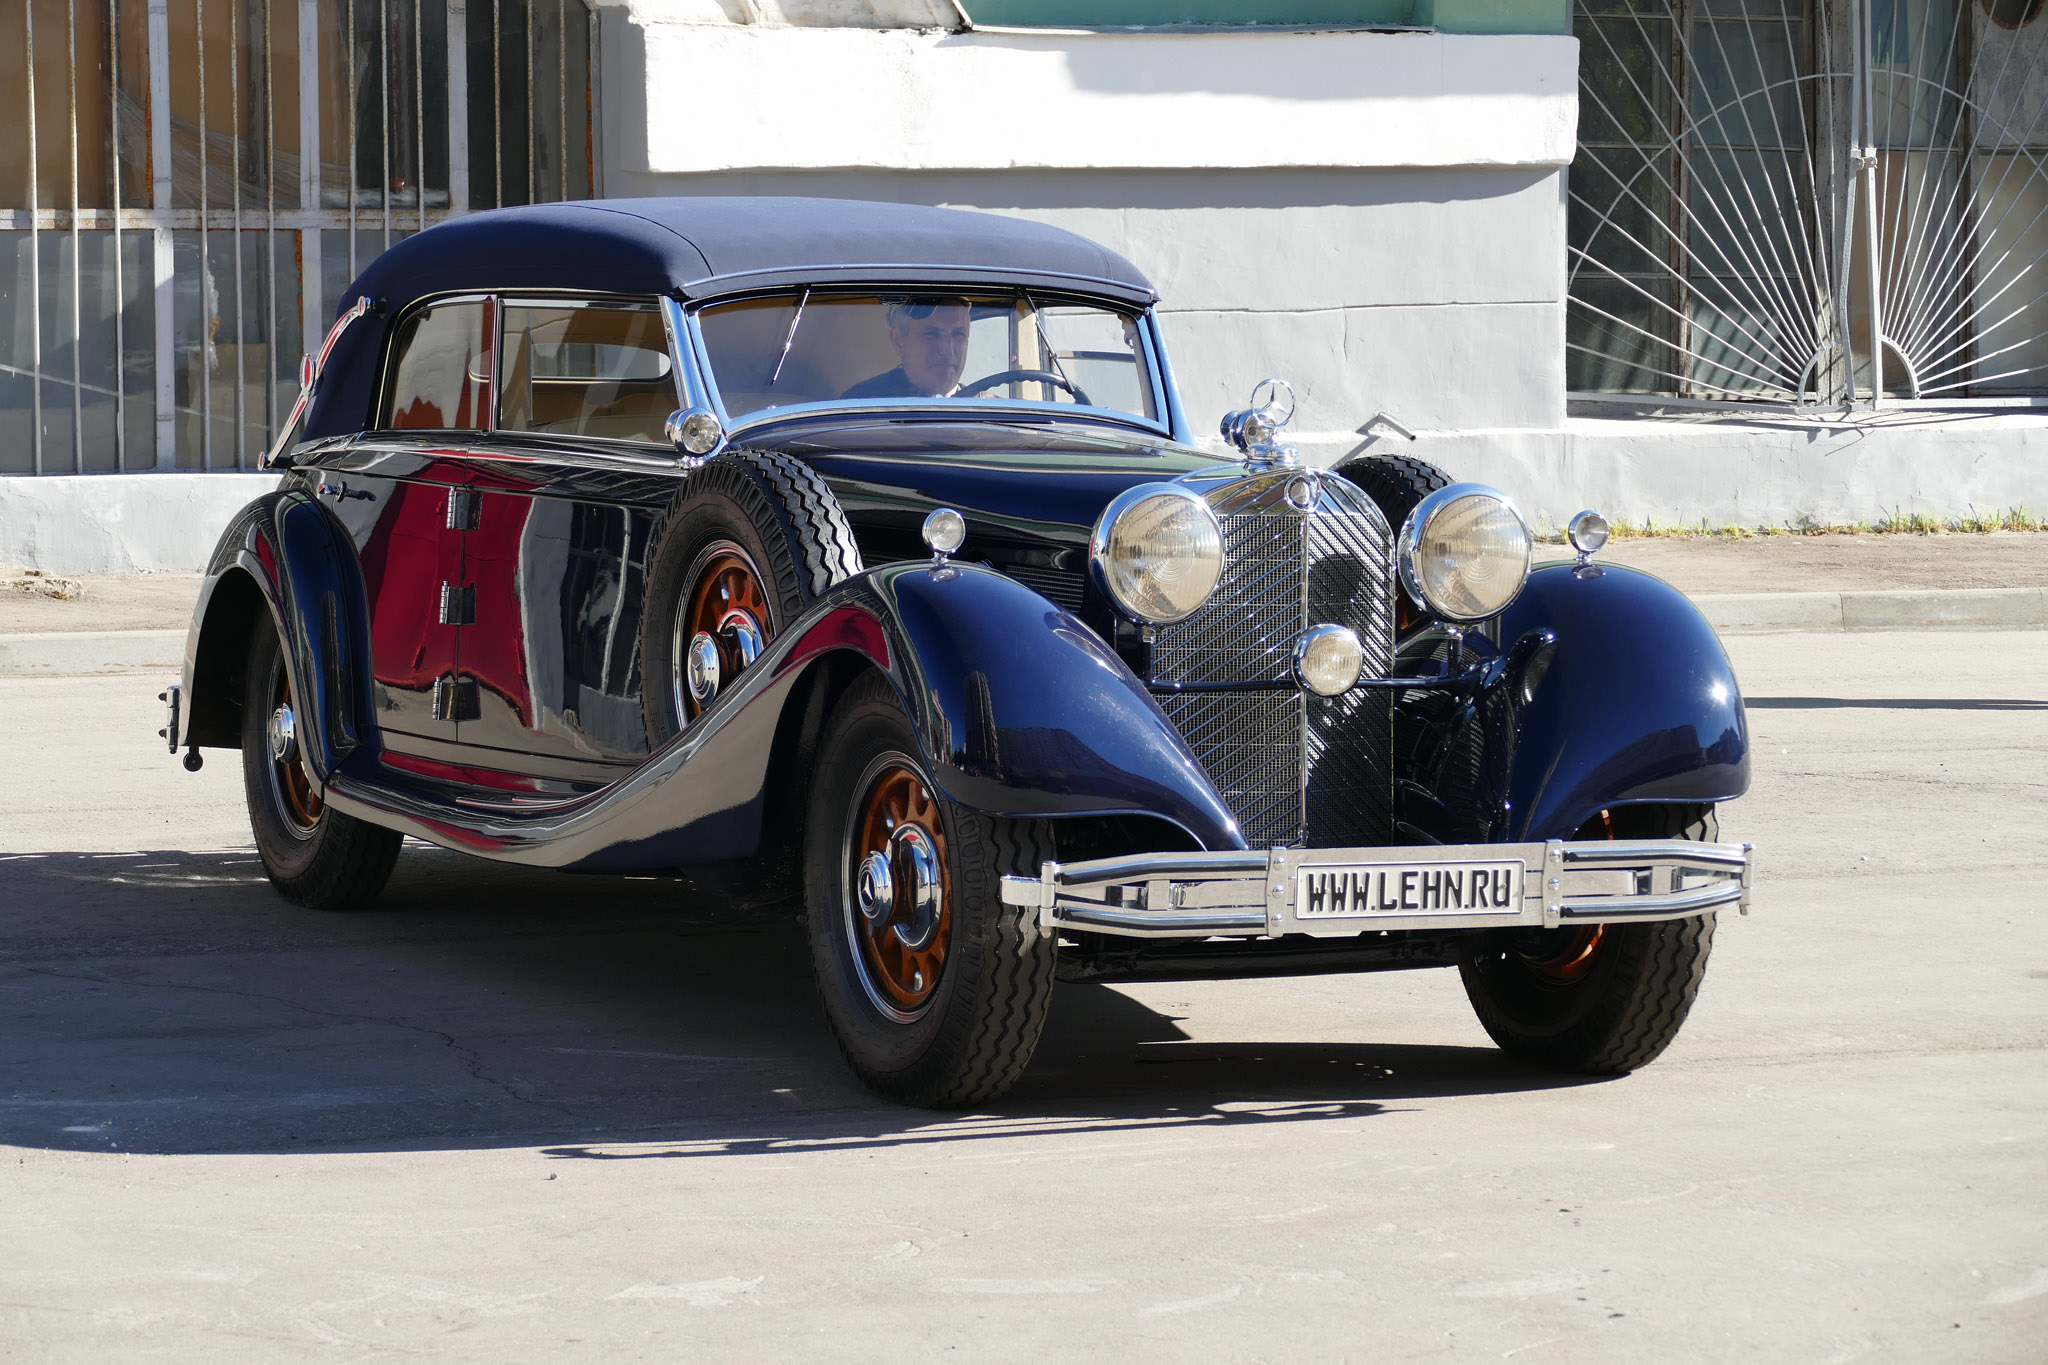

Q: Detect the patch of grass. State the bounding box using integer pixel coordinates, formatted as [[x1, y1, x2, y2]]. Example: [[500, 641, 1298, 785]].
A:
[[1540, 505, 2044, 539]]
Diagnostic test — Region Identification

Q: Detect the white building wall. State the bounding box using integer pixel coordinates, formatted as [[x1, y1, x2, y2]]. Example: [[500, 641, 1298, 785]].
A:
[[8, 7, 2044, 572], [599, 18, 1578, 445]]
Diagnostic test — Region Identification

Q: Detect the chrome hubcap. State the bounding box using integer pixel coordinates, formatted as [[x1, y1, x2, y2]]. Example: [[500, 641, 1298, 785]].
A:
[[724, 613, 763, 669], [857, 850, 894, 922], [887, 826, 943, 952], [686, 632, 722, 707], [674, 541, 773, 725], [268, 705, 297, 763]]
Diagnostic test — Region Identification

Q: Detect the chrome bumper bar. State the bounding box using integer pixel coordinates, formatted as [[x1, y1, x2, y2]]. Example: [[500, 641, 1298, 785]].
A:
[[999, 838, 1754, 941]]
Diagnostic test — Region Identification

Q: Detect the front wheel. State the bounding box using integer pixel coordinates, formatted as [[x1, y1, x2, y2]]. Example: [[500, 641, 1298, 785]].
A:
[[803, 672, 1055, 1106], [240, 626, 402, 909], [1458, 804, 1719, 1073]]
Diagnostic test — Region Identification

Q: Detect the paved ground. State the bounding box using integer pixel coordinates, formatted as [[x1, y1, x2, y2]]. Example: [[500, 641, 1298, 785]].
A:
[[7, 531, 2048, 637], [1, 635, 2045, 1361], [1576, 531, 2048, 593]]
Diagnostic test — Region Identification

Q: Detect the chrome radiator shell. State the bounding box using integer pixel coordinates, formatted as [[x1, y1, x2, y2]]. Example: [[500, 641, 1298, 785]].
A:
[[1148, 470, 1396, 849]]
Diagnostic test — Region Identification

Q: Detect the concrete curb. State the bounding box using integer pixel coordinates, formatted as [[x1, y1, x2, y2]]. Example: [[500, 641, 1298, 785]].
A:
[[1, 588, 2044, 676], [1698, 587, 2048, 634], [0, 630, 185, 677]]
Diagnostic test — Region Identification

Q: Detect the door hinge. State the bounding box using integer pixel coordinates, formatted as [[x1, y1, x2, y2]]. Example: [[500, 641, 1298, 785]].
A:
[[431, 676, 480, 722], [445, 486, 480, 531], [438, 581, 477, 626]]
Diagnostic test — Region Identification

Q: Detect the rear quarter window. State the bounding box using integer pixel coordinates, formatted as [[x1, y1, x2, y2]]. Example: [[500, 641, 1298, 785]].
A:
[[382, 301, 494, 430]]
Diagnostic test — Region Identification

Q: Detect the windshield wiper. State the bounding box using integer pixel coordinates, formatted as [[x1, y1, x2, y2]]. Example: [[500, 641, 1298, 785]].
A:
[[769, 287, 810, 387], [1020, 291, 1078, 397]]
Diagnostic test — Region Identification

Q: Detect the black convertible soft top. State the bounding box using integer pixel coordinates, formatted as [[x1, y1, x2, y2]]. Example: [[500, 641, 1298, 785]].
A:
[[342, 197, 1157, 313], [305, 197, 1156, 437]]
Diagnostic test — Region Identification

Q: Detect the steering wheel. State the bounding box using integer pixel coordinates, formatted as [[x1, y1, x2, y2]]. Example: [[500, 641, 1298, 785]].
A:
[[956, 368, 1092, 408]]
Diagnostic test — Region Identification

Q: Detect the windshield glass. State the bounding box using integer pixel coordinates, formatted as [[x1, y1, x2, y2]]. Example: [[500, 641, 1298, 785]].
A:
[[694, 290, 1160, 426]]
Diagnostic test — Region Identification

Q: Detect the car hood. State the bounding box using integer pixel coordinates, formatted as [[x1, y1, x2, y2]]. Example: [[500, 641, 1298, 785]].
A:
[[760, 416, 1230, 562]]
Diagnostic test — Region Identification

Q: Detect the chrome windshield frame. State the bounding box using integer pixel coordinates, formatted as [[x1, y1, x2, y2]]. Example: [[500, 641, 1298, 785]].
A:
[[682, 287, 1179, 444]]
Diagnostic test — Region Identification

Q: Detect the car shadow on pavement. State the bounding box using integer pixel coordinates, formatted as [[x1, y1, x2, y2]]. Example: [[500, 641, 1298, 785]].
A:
[[0, 845, 1599, 1158]]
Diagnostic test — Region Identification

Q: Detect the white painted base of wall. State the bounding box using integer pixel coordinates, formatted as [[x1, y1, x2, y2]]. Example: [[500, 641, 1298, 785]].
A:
[[1288, 413, 2048, 532], [0, 474, 281, 573], [6, 418, 2045, 574]]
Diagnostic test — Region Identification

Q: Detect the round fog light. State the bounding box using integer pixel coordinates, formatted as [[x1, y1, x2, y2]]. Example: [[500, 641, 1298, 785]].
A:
[[1295, 624, 1365, 697]]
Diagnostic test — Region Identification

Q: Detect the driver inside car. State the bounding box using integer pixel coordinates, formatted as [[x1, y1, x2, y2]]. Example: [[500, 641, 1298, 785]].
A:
[[842, 297, 972, 399]]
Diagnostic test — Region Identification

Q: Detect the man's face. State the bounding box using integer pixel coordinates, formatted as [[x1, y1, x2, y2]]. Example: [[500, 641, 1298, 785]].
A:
[[890, 304, 972, 396]]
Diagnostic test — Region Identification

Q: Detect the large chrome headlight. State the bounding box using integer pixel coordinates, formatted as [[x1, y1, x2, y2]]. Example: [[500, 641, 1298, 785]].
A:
[[1399, 483, 1533, 622], [1090, 483, 1224, 623]]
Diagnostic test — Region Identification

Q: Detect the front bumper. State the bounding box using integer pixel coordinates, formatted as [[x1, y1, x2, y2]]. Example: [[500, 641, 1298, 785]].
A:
[[1000, 838, 1754, 940]]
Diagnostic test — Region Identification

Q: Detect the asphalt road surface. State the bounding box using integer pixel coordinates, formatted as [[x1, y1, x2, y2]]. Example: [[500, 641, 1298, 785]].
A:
[[2, 633, 2044, 1362]]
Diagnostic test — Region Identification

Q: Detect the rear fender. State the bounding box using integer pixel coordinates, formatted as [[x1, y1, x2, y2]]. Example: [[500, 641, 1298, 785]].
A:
[[177, 488, 373, 789], [1495, 562, 1750, 840]]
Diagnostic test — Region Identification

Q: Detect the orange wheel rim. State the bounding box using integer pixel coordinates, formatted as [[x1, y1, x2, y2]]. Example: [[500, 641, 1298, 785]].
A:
[[1519, 924, 1606, 983], [846, 759, 952, 1018], [270, 664, 322, 832], [677, 543, 772, 722]]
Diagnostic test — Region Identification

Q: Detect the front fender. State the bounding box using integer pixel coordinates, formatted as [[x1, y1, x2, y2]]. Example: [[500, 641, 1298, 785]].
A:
[[866, 562, 1242, 850], [1497, 562, 1750, 840], [177, 486, 373, 789], [322, 561, 1244, 871]]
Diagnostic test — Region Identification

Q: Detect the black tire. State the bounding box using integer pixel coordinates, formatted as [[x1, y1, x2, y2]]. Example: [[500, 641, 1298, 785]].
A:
[[1458, 805, 1719, 1074], [803, 672, 1055, 1106], [640, 449, 861, 748], [240, 626, 402, 909], [1333, 451, 1453, 536]]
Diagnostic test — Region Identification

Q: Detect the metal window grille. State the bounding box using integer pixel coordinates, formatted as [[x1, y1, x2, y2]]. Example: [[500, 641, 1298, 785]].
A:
[[1569, 0, 2048, 410], [0, 0, 598, 474]]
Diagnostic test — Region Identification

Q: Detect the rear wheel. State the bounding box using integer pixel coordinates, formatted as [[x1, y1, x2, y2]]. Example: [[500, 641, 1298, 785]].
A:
[[1458, 804, 1719, 1073], [240, 626, 401, 908], [803, 672, 1055, 1106]]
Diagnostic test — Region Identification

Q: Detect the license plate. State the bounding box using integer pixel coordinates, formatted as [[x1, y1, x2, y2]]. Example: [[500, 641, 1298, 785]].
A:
[[1295, 860, 1525, 919]]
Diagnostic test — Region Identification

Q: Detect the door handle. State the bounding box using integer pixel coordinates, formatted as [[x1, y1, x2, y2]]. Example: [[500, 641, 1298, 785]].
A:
[[317, 479, 376, 503]]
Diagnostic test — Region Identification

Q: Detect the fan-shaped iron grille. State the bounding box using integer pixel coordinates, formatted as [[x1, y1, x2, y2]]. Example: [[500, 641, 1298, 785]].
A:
[[1570, 0, 2048, 406]]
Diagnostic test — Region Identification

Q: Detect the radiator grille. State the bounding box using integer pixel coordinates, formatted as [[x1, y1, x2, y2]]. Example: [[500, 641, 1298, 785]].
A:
[[1152, 472, 1394, 849], [1002, 562, 1087, 612]]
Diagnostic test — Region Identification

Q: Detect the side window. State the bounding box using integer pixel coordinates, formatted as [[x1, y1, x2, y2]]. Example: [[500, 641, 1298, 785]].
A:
[[382, 301, 495, 430], [499, 303, 675, 442]]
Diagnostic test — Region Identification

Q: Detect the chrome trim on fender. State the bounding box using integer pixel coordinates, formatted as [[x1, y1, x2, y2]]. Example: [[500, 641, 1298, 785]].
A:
[[1001, 838, 1755, 940]]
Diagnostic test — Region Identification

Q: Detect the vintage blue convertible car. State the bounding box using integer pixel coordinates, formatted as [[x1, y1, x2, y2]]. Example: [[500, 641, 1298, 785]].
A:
[[164, 198, 1753, 1105]]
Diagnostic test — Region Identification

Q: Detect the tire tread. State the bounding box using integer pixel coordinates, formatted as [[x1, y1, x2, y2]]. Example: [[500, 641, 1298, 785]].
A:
[[1461, 807, 1719, 1074]]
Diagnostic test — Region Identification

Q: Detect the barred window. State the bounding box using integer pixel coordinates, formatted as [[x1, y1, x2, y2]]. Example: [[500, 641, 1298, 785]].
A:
[[1569, 0, 2048, 405]]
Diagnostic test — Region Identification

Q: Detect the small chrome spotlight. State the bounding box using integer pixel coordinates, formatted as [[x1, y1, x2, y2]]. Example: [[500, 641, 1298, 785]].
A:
[[1567, 509, 1611, 563], [923, 507, 966, 559], [666, 408, 726, 464]]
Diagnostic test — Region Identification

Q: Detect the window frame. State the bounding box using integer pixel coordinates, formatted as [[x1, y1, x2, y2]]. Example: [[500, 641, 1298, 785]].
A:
[[368, 290, 698, 459], [371, 293, 501, 436], [682, 284, 1178, 443]]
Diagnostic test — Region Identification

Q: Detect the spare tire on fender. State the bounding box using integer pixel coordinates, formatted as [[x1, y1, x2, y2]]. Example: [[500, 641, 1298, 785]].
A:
[[639, 449, 863, 748]]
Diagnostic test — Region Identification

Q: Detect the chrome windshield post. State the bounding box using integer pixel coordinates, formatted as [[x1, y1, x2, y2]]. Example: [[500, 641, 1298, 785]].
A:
[[261, 295, 377, 470]]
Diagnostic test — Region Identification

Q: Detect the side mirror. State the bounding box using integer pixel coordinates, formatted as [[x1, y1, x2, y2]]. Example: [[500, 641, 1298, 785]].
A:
[[666, 407, 726, 468]]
